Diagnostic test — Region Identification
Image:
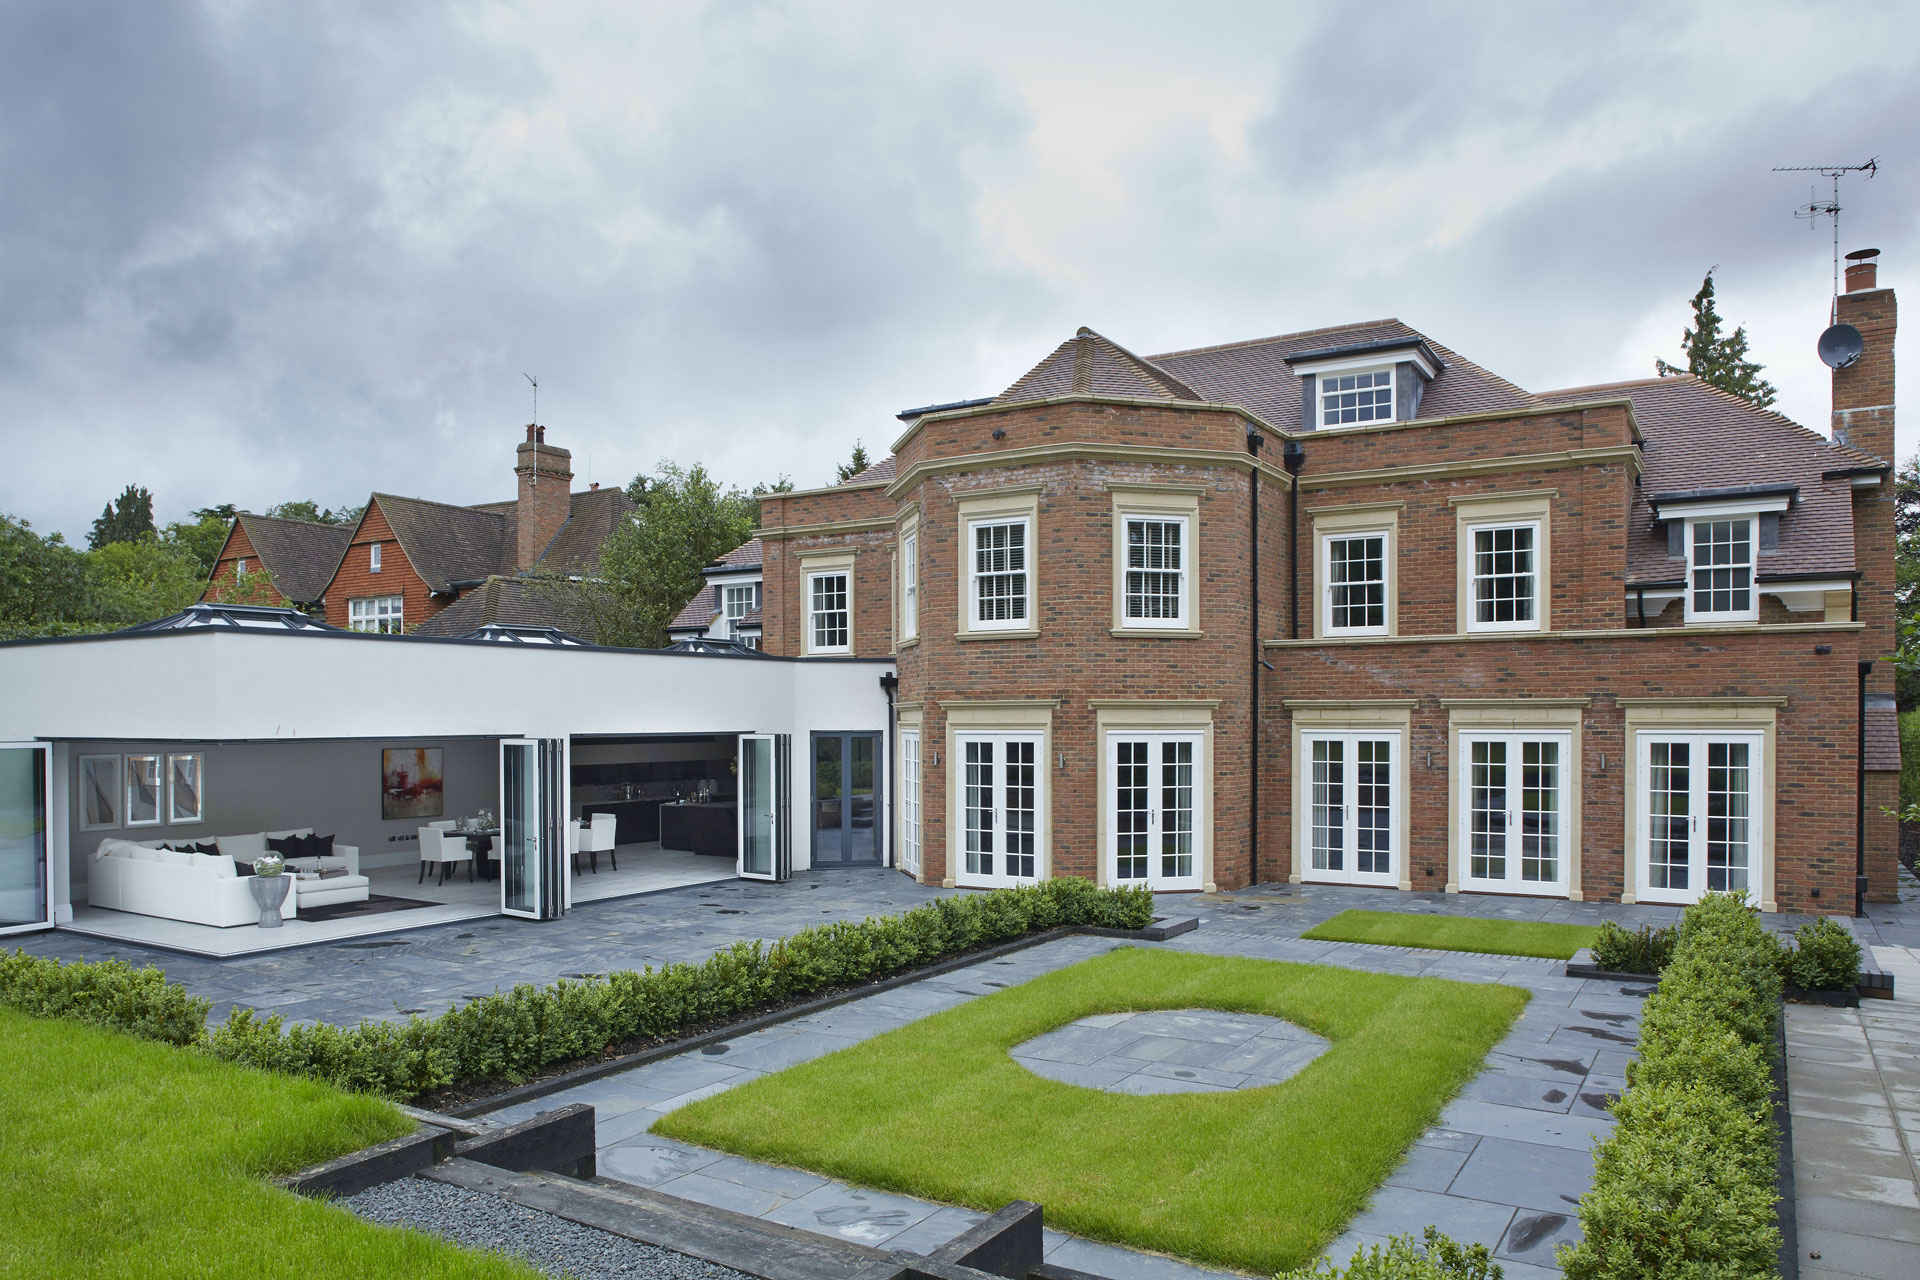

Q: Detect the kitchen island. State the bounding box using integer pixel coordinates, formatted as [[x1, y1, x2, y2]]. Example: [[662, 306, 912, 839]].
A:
[[658, 799, 736, 858]]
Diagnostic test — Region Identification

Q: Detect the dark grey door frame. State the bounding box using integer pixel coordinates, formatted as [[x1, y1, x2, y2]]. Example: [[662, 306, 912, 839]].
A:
[[810, 730, 883, 868]]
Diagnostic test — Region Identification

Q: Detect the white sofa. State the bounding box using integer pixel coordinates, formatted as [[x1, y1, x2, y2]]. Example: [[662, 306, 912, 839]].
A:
[[89, 828, 361, 928]]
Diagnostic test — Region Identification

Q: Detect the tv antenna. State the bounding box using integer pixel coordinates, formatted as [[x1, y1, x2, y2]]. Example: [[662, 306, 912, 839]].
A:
[[524, 372, 538, 425], [1773, 157, 1878, 316]]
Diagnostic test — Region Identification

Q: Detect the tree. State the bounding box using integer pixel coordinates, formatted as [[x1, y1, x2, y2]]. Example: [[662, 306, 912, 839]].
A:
[[85, 537, 208, 625], [162, 515, 232, 581], [89, 484, 155, 549], [0, 515, 96, 639], [754, 475, 796, 495], [1894, 454, 1920, 711], [835, 442, 872, 484], [266, 500, 363, 526], [191, 503, 238, 523], [567, 462, 758, 648], [1654, 271, 1778, 409]]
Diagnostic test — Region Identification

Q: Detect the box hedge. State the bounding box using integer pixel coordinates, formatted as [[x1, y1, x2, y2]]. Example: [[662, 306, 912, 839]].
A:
[[1558, 891, 1783, 1280], [3, 878, 1153, 1101]]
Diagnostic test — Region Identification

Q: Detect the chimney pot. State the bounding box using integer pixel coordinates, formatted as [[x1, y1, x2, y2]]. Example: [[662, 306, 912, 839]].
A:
[[525, 423, 537, 442], [1845, 247, 1881, 292], [536, 425, 546, 443]]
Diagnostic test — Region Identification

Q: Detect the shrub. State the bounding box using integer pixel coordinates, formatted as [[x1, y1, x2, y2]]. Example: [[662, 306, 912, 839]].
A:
[[2, 877, 1154, 1100], [1782, 917, 1862, 991], [1280, 1228, 1502, 1279], [1559, 892, 1783, 1280], [1588, 921, 1675, 975]]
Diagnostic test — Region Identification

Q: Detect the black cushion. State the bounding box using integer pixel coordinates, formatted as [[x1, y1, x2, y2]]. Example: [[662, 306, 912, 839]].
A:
[[191, 840, 221, 855], [266, 834, 302, 857], [233, 859, 255, 877], [307, 834, 335, 859]]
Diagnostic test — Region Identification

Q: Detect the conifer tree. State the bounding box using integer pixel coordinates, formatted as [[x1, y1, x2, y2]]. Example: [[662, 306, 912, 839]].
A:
[[1655, 271, 1778, 409], [87, 484, 156, 549]]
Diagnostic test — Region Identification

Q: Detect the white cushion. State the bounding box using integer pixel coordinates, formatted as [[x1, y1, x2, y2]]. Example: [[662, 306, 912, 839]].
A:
[[191, 852, 236, 879], [129, 845, 166, 863], [217, 832, 267, 860], [94, 838, 135, 860], [154, 848, 194, 868]]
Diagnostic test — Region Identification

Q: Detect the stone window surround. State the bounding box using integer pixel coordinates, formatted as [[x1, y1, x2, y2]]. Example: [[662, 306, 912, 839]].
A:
[[940, 699, 1055, 888], [1106, 483, 1204, 638], [1090, 700, 1218, 893], [954, 485, 1042, 641], [1285, 699, 1414, 892], [1683, 512, 1761, 625], [1443, 699, 1587, 901], [1618, 697, 1779, 912], [797, 548, 856, 656], [896, 702, 923, 881], [1452, 489, 1555, 635], [894, 506, 920, 649], [1310, 502, 1401, 640]]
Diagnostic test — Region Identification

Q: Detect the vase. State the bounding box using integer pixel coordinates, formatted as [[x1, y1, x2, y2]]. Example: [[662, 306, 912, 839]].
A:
[[249, 875, 291, 928]]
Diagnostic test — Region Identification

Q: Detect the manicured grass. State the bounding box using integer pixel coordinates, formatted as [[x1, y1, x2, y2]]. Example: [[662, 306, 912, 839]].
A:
[[0, 1007, 539, 1280], [1302, 909, 1599, 960], [655, 947, 1526, 1274]]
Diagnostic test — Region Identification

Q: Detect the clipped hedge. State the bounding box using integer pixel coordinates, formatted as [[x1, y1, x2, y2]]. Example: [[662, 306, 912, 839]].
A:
[[1783, 917, 1863, 991], [1558, 892, 1783, 1280], [1280, 1227, 1500, 1279], [4, 878, 1154, 1100], [1589, 921, 1675, 976]]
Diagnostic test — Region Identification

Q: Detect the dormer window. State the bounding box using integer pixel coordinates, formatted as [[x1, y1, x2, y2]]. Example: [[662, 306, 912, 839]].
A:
[[1686, 518, 1755, 622], [1320, 368, 1394, 427]]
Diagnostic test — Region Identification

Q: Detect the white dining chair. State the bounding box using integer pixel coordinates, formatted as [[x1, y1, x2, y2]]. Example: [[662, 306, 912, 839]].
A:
[[428, 819, 457, 831], [567, 819, 583, 876], [585, 812, 618, 873], [417, 826, 475, 885]]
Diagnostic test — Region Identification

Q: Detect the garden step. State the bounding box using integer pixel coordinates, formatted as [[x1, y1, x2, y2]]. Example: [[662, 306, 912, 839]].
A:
[[422, 1157, 1019, 1280]]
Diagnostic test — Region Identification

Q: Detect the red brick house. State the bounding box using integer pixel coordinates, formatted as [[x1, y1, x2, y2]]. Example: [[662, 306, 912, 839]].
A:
[[203, 512, 353, 608], [756, 252, 1900, 916], [667, 538, 766, 647], [203, 426, 628, 637]]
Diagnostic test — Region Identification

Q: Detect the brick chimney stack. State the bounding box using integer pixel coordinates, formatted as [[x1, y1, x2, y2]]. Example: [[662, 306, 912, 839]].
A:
[[515, 424, 573, 572], [1833, 249, 1900, 905]]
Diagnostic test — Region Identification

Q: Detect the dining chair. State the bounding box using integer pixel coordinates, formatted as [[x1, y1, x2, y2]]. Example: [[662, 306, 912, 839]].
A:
[[587, 812, 618, 873], [417, 826, 475, 885], [567, 819, 583, 877]]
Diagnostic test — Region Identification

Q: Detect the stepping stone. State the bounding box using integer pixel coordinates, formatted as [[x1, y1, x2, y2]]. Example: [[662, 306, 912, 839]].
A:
[[1011, 1008, 1329, 1094]]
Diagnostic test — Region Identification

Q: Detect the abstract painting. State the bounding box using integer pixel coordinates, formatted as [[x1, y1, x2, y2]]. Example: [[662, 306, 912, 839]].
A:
[[381, 747, 444, 820]]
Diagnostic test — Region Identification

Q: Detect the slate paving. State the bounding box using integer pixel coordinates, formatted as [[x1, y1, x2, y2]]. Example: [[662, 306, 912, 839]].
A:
[[1011, 1008, 1330, 1094]]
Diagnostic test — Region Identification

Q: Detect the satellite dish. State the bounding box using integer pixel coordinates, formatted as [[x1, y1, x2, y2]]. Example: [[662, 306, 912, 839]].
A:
[[1818, 323, 1864, 370]]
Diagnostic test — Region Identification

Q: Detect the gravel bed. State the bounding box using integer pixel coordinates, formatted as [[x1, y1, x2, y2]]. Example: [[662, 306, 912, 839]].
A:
[[342, 1175, 751, 1279]]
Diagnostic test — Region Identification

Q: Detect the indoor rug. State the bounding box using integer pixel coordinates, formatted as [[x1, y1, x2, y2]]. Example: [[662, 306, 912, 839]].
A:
[[298, 894, 437, 923]]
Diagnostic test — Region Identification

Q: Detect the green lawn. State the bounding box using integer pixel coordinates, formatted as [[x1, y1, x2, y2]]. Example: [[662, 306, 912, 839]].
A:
[[655, 947, 1526, 1274], [0, 1007, 539, 1280], [1302, 909, 1599, 959]]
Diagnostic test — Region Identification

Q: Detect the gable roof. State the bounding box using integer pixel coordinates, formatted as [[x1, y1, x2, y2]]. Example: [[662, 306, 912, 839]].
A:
[[670, 538, 763, 631], [997, 327, 1204, 405], [407, 576, 595, 638], [356, 486, 635, 595], [230, 513, 353, 603]]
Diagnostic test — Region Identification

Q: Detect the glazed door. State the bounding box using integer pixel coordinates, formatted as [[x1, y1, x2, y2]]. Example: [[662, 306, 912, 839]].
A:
[[500, 738, 565, 920], [956, 733, 1042, 888], [811, 732, 881, 867], [1636, 733, 1762, 905], [0, 744, 51, 935], [1459, 734, 1571, 897], [737, 733, 791, 882], [1299, 732, 1398, 887], [1108, 732, 1203, 891]]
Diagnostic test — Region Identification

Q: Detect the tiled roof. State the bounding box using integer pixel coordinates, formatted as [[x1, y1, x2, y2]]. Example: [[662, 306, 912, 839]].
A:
[[1148, 319, 1535, 426], [713, 537, 764, 570], [1535, 375, 1882, 584], [408, 577, 594, 638], [538, 486, 634, 574], [371, 493, 513, 593], [1866, 700, 1901, 772], [843, 456, 898, 484], [670, 538, 764, 630], [232, 513, 353, 603], [997, 328, 1204, 405]]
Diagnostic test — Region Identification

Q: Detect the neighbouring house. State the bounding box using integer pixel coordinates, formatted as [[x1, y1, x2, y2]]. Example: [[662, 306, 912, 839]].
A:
[[667, 538, 766, 648], [203, 512, 354, 608], [200, 425, 630, 637]]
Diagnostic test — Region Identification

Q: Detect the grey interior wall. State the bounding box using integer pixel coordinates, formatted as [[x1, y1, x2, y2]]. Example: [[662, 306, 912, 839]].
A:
[[67, 737, 499, 896]]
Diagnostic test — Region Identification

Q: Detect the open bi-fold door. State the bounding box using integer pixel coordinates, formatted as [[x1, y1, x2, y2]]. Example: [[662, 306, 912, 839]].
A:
[[0, 742, 52, 935], [499, 738, 567, 919], [737, 733, 791, 882]]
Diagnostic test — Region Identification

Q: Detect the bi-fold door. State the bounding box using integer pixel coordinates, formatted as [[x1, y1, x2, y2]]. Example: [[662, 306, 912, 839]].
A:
[[737, 733, 791, 882], [1298, 731, 1399, 887], [956, 732, 1041, 888], [0, 743, 51, 936], [499, 738, 566, 920], [1458, 732, 1571, 897], [1636, 732, 1762, 905], [1107, 732, 1202, 891]]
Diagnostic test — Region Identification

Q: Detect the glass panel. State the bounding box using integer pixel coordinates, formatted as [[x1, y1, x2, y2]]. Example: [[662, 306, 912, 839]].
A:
[[1115, 739, 1148, 881], [964, 740, 993, 876], [902, 533, 918, 636], [1520, 740, 1559, 883], [501, 743, 539, 915], [974, 521, 1028, 623], [1321, 369, 1393, 425], [1473, 525, 1535, 625], [740, 737, 774, 877], [899, 732, 920, 875], [1354, 739, 1391, 875], [1158, 739, 1194, 880], [1706, 741, 1751, 893], [1469, 740, 1507, 881], [1691, 519, 1752, 615], [847, 735, 877, 864], [1328, 536, 1386, 631], [1647, 741, 1690, 890], [1002, 740, 1037, 879], [1125, 519, 1184, 622], [813, 736, 844, 864], [810, 574, 849, 649], [79, 756, 118, 830], [1310, 738, 1344, 871], [0, 747, 49, 928], [167, 753, 203, 824], [125, 754, 161, 827]]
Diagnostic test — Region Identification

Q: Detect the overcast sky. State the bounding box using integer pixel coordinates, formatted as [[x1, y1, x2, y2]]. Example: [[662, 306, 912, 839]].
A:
[[4, 1, 1916, 540]]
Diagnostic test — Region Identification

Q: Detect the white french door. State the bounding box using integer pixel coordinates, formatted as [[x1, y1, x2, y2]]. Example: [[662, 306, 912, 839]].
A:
[[1636, 732, 1763, 905], [736, 733, 790, 882], [1299, 732, 1399, 887], [500, 738, 566, 920], [0, 743, 52, 935], [956, 732, 1043, 888], [1107, 732, 1203, 891], [1459, 732, 1571, 897]]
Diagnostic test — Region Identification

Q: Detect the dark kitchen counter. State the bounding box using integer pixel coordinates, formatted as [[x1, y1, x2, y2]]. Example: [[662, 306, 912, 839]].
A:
[[658, 800, 737, 858], [580, 798, 663, 845]]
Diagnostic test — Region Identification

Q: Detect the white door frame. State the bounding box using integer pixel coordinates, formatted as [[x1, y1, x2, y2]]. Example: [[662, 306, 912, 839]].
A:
[[736, 733, 789, 882], [1105, 730, 1204, 892], [954, 731, 1044, 888], [1633, 729, 1765, 906], [1456, 730, 1573, 898], [0, 742, 53, 936], [1296, 729, 1402, 888]]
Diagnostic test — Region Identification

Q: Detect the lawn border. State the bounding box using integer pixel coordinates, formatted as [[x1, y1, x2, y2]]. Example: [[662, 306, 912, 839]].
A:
[[451, 916, 1196, 1119]]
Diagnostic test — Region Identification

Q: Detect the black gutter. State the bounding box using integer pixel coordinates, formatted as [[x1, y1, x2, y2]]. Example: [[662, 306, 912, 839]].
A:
[[1246, 429, 1265, 886], [1644, 483, 1800, 505], [895, 396, 995, 422], [1858, 660, 1871, 917], [1283, 441, 1307, 638], [879, 673, 898, 871]]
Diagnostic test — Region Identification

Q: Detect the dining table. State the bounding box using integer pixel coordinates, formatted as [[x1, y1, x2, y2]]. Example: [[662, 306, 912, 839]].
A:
[[454, 825, 502, 881]]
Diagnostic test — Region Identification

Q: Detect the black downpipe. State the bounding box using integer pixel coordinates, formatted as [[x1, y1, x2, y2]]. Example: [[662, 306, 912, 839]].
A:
[[880, 672, 898, 872], [1247, 430, 1264, 887], [1283, 440, 1306, 639], [1857, 660, 1871, 917]]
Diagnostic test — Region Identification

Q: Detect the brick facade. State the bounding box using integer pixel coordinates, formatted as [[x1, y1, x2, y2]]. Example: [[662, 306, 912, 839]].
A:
[[321, 501, 444, 632]]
